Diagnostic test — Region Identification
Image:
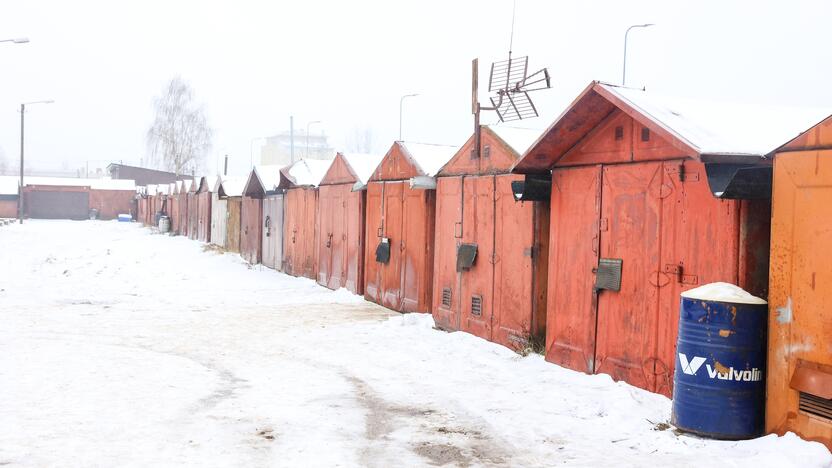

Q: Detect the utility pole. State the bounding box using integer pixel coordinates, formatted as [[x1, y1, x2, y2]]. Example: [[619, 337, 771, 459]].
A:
[[223, 155, 228, 176], [18, 99, 54, 223], [18, 104, 24, 224]]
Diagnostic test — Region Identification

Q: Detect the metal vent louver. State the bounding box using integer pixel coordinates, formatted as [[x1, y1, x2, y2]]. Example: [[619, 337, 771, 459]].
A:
[[471, 295, 483, 317], [441, 288, 452, 308], [799, 392, 832, 420]]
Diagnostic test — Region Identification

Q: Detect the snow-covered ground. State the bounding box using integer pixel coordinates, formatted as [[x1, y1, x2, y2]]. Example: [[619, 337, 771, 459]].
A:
[[0, 220, 829, 467]]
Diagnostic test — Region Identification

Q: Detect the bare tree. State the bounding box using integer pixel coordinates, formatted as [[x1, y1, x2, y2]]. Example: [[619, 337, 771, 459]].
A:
[[346, 126, 374, 153], [146, 77, 212, 175]]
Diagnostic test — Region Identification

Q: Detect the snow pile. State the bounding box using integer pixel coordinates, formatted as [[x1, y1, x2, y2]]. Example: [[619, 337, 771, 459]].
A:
[[681, 282, 767, 304], [603, 83, 831, 157], [400, 142, 459, 176]]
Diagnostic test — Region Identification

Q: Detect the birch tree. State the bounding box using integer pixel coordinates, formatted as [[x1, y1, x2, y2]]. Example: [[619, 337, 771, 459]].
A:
[[146, 77, 212, 175]]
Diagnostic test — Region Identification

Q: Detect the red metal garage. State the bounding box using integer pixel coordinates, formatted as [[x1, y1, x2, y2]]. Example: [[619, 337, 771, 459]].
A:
[[21, 177, 136, 221], [0, 176, 19, 218], [187, 179, 198, 239], [196, 176, 212, 243], [216, 177, 244, 254], [178, 180, 193, 235], [317, 152, 384, 295], [364, 141, 458, 314], [432, 126, 549, 351], [512, 81, 773, 396], [240, 166, 284, 269], [170, 181, 181, 234], [240, 165, 285, 265], [280, 159, 331, 279]]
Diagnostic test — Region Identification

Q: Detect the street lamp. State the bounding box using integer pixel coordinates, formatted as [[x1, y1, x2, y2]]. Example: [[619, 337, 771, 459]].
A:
[[622, 23, 654, 86], [19, 100, 55, 224], [399, 93, 419, 141], [306, 121, 321, 159], [0, 37, 29, 44]]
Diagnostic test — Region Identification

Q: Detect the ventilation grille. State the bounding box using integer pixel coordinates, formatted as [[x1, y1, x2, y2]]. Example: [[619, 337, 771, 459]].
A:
[[471, 295, 483, 317], [441, 288, 452, 308], [641, 127, 650, 142], [614, 126, 624, 141], [799, 392, 832, 420]]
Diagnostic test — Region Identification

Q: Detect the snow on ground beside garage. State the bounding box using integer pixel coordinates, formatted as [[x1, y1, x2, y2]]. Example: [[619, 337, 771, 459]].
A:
[[0, 220, 829, 467]]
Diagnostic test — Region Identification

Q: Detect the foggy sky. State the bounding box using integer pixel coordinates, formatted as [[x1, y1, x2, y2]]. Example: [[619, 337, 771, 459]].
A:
[[1, 0, 830, 178]]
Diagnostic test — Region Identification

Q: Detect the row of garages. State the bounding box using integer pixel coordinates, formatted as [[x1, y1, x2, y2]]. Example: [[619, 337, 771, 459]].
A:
[[137, 81, 832, 448]]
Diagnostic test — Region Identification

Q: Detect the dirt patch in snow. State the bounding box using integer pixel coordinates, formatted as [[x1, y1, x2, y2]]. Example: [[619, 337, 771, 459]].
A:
[[412, 442, 471, 466], [345, 374, 511, 466]]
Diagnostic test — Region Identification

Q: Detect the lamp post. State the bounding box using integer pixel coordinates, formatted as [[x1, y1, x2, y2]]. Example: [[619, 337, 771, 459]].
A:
[[399, 93, 418, 141], [622, 23, 654, 86], [0, 37, 29, 44], [306, 121, 321, 159], [19, 100, 54, 224]]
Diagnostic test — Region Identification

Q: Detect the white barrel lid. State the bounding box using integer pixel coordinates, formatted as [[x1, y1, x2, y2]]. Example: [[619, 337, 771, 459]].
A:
[[680, 282, 767, 305]]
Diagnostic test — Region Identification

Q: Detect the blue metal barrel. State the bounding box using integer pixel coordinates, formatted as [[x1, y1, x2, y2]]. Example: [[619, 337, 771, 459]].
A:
[[671, 289, 768, 439]]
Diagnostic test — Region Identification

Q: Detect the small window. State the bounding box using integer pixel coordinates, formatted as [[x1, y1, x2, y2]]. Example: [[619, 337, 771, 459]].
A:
[[470, 149, 478, 160], [641, 127, 650, 142], [614, 126, 624, 141], [483, 145, 491, 158], [471, 295, 483, 317]]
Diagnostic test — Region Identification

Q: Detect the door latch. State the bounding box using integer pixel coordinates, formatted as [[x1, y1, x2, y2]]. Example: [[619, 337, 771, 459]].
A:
[[663, 263, 698, 285]]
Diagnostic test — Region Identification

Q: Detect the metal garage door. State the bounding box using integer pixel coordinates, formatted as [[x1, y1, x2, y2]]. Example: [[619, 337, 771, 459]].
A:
[[27, 191, 89, 220]]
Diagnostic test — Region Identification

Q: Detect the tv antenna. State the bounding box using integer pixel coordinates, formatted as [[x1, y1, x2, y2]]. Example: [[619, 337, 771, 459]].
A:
[[471, 0, 551, 157]]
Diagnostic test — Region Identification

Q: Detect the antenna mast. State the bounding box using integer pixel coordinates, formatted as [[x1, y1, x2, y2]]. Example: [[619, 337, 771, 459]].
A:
[[471, 0, 550, 159]]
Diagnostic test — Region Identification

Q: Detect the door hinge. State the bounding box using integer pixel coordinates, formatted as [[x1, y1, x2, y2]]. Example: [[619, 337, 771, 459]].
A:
[[672, 164, 699, 182]]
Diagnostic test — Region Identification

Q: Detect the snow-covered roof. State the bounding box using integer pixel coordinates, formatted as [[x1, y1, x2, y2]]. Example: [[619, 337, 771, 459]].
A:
[[252, 165, 285, 192], [286, 159, 332, 187], [340, 152, 385, 184], [487, 125, 544, 156], [219, 176, 246, 197], [601, 83, 831, 157], [399, 142, 459, 176], [0, 176, 20, 195]]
